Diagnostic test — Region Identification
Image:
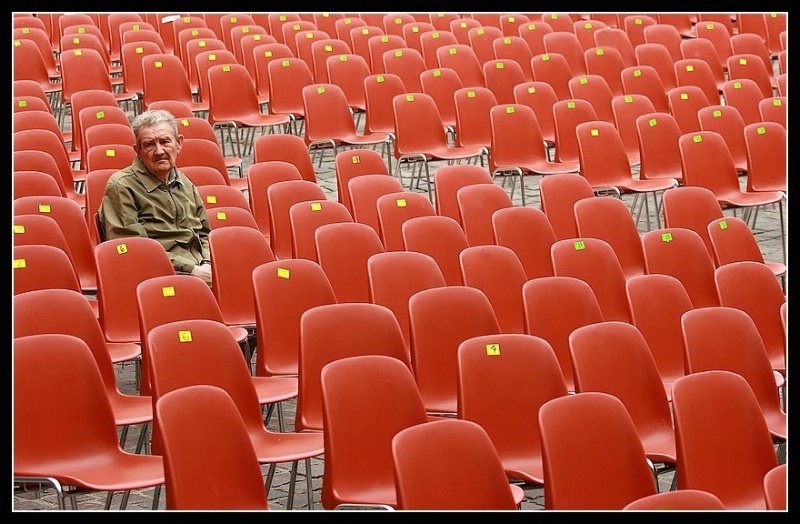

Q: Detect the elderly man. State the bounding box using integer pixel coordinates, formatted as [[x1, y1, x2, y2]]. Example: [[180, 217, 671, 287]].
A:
[[99, 109, 213, 284]]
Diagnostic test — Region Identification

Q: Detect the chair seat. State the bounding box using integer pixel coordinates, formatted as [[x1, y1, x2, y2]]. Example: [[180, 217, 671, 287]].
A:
[[107, 391, 153, 427], [106, 342, 142, 364], [252, 375, 298, 405], [249, 428, 324, 463], [716, 190, 784, 208]]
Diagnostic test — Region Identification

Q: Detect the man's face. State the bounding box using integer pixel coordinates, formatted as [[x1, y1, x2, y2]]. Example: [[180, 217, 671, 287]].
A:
[[135, 122, 183, 181]]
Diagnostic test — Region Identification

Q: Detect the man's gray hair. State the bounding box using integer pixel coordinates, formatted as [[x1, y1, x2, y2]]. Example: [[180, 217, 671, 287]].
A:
[[131, 109, 179, 144]]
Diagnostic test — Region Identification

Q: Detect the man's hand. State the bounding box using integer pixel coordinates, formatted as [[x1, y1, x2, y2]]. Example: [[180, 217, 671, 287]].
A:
[[190, 263, 213, 285]]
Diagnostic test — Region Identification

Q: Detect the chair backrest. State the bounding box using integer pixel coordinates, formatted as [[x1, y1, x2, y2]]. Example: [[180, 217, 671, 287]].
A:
[[392, 92, 452, 159], [522, 276, 604, 392], [678, 130, 747, 201], [197, 184, 250, 211], [667, 85, 711, 134], [459, 245, 528, 334], [207, 63, 268, 126], [320, 355, 429, 509], [706, 216, 768, 267], [625, 274, 693, 400], [251, 257, 336, 379], [552, 98, 598, 163], [347, 173, 405, 236], [674, 58, 721, 106], [567, 74, 615, 123], [251, 42, 294, 99], [635, 112, 684, 183], [543, 31, 587, 75], [456, 183, 514, 247], [383, 47, 426, 92], [468, 25, 504, 65], [420, 28, 459, 69], [289, 199, 354, 261], [530, 52, 573, 101], [419, 67, 463, 129], [538, 173, 595, 241], [120, 41, 164, 95], [367, 251, 446, 353], [367, 34, 406, 74], [574, 19, 609, 51], [512, 80, 559, 145], [301, 83, 361, 146], [13, 244, 81, 297], [194, 48, 238, 104], [642, 23, 683, 62], [432, 164, 493, 226], [569, 321, 676, 464], [449, 18, 481, 45], [349, 25, 385, 66], [620, 65, 669, 113], [392, 419, 519, 510], [435, 43, 485, 88], [14, 333, 134, 485], [492, 35, 534, 81], [13, 150, 70, 203], [610, 93, 657, 163], [297, 302, 411, 432], [763, 12, 786, 54], [208, 225, 276, 328], [84, 143, 137, 172], [584, 45, 626, 96], [266, 57, 314, 119], [763, 464, 787, 511], [714, 261, 787, 376], [727, 53, 773, 98], [671, 370, 779, 509], [155, 385, 269, 510], [315, 222, 387, 304], [13, 170, 64, 199], [593, 27, 637, 67], [13, 195, 98, 292], [757, 97, 787, 130], [538, 392, 658, 509], [744, 122, 786, 194], [402, 215, 470, 286], [266, 179, 327, 259], [267, 13, 301, 44], [363, 72, 406, 135], [326, 53, 371, 112], [482, 59, 526, 105], [458, 332, 568, 487], [679, 37, 726, 89], [574, 195, 646, 280], [408, 286, 501, 415], [641, 227, 720, 308], [375, 191, 436, 251], [252, 133, 318, 184], [334, 149, 390, 214], [140, 52, 197, 109], [661, 186, 724, 260], [492, 206, 556, 280], [551, 237, 631, 322], [310, 38, 352, 83], [721, 78, 766, 126], [623, 489, 726, 510], [697, 104, 748, 172]]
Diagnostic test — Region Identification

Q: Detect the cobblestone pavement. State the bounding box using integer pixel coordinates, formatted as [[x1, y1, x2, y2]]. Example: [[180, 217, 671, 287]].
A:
[[13, 93, 787, 512]]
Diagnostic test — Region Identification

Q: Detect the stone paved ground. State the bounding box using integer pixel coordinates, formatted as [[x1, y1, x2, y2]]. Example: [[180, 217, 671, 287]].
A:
[[13, 80, 787, 512]]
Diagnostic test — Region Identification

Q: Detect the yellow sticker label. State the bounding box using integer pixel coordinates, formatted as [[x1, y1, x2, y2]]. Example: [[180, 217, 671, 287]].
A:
[[527, 86, 536, 94], [496, 62, 504, 69], [345, 18, 352, 24], [317, 86, 325, 94], [542, 54, 550, 61], [216, 212, 227, 220], [449, 47, 457, 54], [22, 28, 29, 34], [280, 15, 287, 21], [460, 22, 468, 28], [590, 128, 599, 136], [37, 204, 51, 213], [757, 126, 766, 134], [396, 198, 407, 207], [155, 61, 162, 67], [432, 32, 440, 39], [209, 54, 217, 60], [310, 202, 322, 211], [713, 110, 722, 117], [580, 77, 588, 84], [584, 22, 593, 29], [624, 96, 633, 103], [504, 37, 511, 44], [528, 23, 536, 30], [773, 99, 782, 106], [467, 90, 475, 97], [13, 225, 25, 234], [96, 110, 106, 119], [105, 149, 116, 157], [191, 29, 199, 36], [508, 16, 516, 23], [323, 13, 330, 17], [661, 233, 672, 242], [395, 50, 403, 56], [222, 65, 231, 72], [406, 95, 414, 101], [339, 55, 348, 61], [73, 37, 80, 44], [477, 28, 485, 35], [254, 35, 262, 40], [567, 101, 575, 109], [264, 51, 273, 57], [305, 32, 313, 38], [180, 119, 190, 127], [362, 28, 370, 35], [381, 35, 389, 42], [739, 58, 747, 65], [692, 135, 702, 143], [574, 241, 585, 250], [116, 244, 128, 254], [506, 106, 515, 113], [352, 155, 360, 163], [178, 330, 193, 342], [136, 46, 144, 53], [551, 14, 558, 19], [206, 195, 217, 204], [293, 24, 300, 30], [685, 65, 694, 72], [733, 82, 742, 89], [14, 259, 26, 269], [199, 40, 207, 47], [680, 93, 689, 100], [282, 60, 290, 67], [325, 45, 333, 52], [242, 27, 249, 33], [376, 75, 384, 82], [596, 48, 604, 55], [18, 100, 27, 107], [635, 18, 643, 24], [161, 286, 176, 297], [182, 17, 190, 23], [277, 267, 290, 279], [395, 17, 402, 24], [719, 220, 727, 229], [706, 23, 714, 30], [485, 343, 500, 356], [74, 49, 82, 56], [649, 118, 657, 127], [412, 26, 420, 33], [633, 69, 641, 77]]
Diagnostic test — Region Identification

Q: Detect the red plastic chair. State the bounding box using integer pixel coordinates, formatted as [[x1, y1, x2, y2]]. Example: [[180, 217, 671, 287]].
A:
[[492, 206, 557, 280], [402, 215, 470, 286]]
